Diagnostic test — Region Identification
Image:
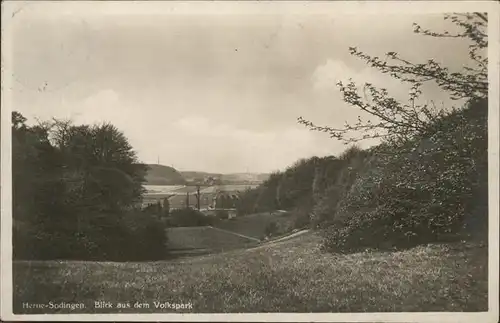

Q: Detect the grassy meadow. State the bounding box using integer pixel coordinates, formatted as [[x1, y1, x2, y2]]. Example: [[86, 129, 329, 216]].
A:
[[13, 231, 488, 314]]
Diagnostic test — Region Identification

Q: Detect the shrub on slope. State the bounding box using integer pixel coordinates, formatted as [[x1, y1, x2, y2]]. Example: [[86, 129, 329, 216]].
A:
[[321, 99, 488, 253], [168, 208, 216, 227], [11, 114, 168, 261]]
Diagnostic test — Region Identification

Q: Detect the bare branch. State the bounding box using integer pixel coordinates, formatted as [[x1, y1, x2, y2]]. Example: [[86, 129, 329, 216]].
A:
[[298, 14, 487, 145]]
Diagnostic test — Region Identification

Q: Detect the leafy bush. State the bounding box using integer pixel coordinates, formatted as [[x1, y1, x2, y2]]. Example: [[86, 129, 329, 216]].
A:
[[14, 211, 168, 261], [116, 212, 169, 261], [11, 113, 165, 261], [168, 208, 214, 227], [293, 14, 488, 252], [321, 99, 488, 253]]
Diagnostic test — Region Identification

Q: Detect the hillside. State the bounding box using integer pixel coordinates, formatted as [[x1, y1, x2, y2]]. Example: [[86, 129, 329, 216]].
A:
[[144, 164, 187, 185], [13, 232, 487, 313], [213, 211, 296, 240]]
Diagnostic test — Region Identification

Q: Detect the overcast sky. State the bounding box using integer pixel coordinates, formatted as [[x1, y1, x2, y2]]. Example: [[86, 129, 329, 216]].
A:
[[3, 2, 474, 173]]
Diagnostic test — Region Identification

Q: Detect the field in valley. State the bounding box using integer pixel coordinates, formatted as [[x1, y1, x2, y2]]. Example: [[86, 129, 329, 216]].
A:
[[13, 231, 488, 314], [213, 211, 296, 240], [166, 226, 259, 253], [165, 211, 295, 254], [143, 184, 259, 196]]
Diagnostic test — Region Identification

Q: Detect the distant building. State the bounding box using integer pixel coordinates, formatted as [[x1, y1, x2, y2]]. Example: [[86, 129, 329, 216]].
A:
[[227, 209, 237, 219]]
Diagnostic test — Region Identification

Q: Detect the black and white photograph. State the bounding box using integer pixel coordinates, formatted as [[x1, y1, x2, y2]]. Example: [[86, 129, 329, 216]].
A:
[[1, 1, 499, 321]]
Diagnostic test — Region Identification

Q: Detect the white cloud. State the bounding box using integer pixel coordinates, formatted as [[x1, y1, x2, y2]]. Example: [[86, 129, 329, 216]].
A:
[[22, 89, 123, 125], [12, 11, 474, 173], [312, 59, 353, 91], [171, 116, 343, 173], [59, 89, 133, 128], [81, 89, 120, 115]]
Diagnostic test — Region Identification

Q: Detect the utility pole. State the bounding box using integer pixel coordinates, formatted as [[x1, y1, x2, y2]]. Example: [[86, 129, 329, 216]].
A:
[[195, 185, 201, 211], [185, 192, 189, 209]]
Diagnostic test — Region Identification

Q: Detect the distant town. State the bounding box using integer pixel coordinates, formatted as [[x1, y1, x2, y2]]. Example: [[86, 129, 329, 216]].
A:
[[141, 163, 269, 215]]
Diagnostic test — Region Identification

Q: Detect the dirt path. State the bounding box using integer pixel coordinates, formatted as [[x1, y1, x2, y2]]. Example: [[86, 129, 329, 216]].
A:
[[207, 226, 261, 242]]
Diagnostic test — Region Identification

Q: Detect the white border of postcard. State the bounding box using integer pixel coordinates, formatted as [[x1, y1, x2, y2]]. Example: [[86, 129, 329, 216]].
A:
[[1, 1, 499, 322]]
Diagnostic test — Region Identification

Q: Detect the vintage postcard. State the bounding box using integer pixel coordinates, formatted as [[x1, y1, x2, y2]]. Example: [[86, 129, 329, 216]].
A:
[[1, 1, 499, 322]]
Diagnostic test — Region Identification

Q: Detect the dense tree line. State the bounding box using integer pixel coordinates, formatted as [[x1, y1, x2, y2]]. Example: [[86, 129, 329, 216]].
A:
[[12, 113, 168, 261]]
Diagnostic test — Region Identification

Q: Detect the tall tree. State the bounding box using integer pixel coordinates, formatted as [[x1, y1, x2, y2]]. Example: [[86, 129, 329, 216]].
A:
[[48, 120, 147, 212]]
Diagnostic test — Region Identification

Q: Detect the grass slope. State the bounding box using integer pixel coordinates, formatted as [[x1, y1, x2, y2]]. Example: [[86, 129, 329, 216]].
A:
[[214, 212, 296, 239], [13, 232, 487, 314], [166, 226, 259, 251]]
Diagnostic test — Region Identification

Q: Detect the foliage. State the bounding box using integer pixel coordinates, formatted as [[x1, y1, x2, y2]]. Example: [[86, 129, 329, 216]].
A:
[[117, 211, 168, 261], [276, 157, 321, 210], [311, 146, 371, 228], [142, 201, 163, 219], [168, 208, 215, 227], [235, 145, 369, 231], [294, 13, 489, 252], [235, 172, 281, 215], [255, 171, 283, 211], [235, 187, 262, 216], [321, 99, 488, 252], [46, 119, 148, 212], [236, 156, 343, 218], [12, 113, 166, 261]]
